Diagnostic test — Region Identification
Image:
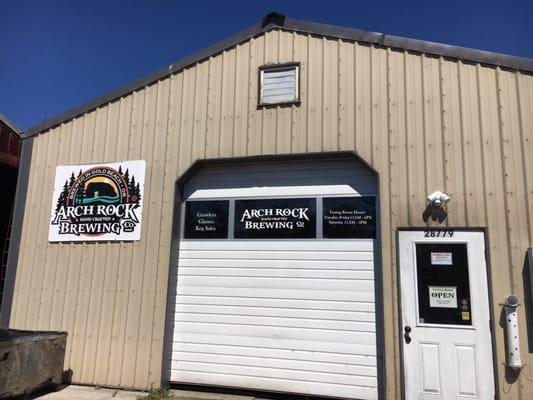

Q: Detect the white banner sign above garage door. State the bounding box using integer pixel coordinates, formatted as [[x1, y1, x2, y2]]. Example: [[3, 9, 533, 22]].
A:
[[48, 160, 145, 242]]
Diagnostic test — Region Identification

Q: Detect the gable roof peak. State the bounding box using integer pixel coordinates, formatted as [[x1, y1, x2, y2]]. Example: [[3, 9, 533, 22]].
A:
[[24, 13, 533, 138], [262, 12, 286, 29]]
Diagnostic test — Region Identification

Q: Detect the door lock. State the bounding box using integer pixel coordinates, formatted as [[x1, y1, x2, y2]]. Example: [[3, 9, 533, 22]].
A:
[[404, 326, 412, 344]]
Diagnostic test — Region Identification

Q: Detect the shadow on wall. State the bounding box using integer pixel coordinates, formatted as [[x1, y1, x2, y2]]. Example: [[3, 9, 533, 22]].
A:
[[522, 251, 533, 354], [500, 250, 533, 384], [160, 181, 182, 387]]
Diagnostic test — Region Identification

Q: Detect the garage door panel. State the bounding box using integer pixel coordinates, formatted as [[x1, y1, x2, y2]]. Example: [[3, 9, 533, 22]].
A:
[[178, 258, 374, 270], [180, 250, 373, 261], [172, 332, 377, 356], [177, 276, 375, 291], [172, 371, 378, 400], [173, 313, 376, 332], [171, 351, 377, 377], [171, 360, 378, 388], [172, 342, 377, 366], [179, 239, 373, 252], [173, 286, 375, 302], [174, 295, 376, 312], [177, 267, 375, 280], [173, 322, 376, 344], [174, 304, 376, 322]]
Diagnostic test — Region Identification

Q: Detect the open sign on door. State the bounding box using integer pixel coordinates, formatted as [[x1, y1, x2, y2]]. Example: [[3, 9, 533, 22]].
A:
[[428, 286, 457, 308]]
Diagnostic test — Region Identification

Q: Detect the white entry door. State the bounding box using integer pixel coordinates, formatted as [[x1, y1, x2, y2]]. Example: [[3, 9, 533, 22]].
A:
[[398, 230, 495, 399]]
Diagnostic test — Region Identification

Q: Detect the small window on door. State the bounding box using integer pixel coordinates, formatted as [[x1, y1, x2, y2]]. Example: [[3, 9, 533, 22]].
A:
[[415, 243, 472, 325], [259, 63, 299, 106]]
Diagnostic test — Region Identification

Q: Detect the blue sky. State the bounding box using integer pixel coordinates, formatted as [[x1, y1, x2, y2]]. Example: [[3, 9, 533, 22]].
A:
[[2, 0, 532, 131]]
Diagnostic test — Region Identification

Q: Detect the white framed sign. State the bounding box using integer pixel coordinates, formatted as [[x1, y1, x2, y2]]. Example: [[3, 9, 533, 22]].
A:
[[428, 286, 457, 308], [49, 160, 146, 242], [431, 252, 453, 265]]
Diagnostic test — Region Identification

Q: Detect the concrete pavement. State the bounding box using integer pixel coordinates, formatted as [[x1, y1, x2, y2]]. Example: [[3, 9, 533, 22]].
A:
[[34, 386, 140, 400], [33, 385, 279, 400]]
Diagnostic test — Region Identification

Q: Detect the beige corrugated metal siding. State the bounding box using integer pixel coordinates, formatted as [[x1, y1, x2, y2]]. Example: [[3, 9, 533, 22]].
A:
[[9, 29, 533, 398]]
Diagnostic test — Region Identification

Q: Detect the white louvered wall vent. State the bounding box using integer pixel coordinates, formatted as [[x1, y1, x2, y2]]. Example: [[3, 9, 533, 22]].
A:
[[259, 64, 299, 105]]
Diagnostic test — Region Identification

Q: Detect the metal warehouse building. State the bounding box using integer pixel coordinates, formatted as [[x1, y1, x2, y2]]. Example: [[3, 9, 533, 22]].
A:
[[1, 12, 533, 400]]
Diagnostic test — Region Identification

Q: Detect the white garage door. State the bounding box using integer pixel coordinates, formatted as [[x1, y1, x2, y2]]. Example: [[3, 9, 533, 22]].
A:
[[169, 159, 379, 400]]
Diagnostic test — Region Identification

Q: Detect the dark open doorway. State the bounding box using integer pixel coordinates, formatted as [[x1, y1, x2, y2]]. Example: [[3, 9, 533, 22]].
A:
[[0, 115, 21, 308]]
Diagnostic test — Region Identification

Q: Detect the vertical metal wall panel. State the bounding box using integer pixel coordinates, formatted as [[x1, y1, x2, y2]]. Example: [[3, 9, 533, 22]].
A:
[[422, 56, 446, 197], [220, 50, 237, 157], [369, 46, 397, 399], [517, 73, 533, 242], [233, 43, 251, 157], [48, 122, 74, 332], [516, 72, 533, 388], [262, 30, 279, 154], [79, 107, 110, 383], [246, 36, 264, 156], [149, 73, 183, 386], [8, 29, 533, 398], [388, 49, 409, 227], [322, 38, 339, 151], [291, 33, 308, 153], [107, 95, 135, 386], [205, 56, 223, 159], [69, 110, 98, 380], [355, 44, 372, 162], [387, 50, 408, 397], [128, 83, 157, 387], [479, 65, 517, 396], [73, 108, 98, 382], [179, 68, 196, 170], [12, 127, 45, 328], [27, 129, 57, 329], [338, 40, 355, 151], [138, 78, 171, 388], [404, 53, 426, 226], [117, 89, 146, 388], [440, 59, 467, 226], [498, 69, 533, 392], [307, 36, 323, 152], [59, 117, 86, 375], [458, 62, 486, 226], [191, 61, 209, 160], [36, 124, 63, 332], [93, 99, 121, 385], [276, 33, 293, 153]]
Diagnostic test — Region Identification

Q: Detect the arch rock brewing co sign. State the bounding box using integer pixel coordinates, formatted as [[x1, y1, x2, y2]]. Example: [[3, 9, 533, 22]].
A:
[[49, 160, 146, 242]]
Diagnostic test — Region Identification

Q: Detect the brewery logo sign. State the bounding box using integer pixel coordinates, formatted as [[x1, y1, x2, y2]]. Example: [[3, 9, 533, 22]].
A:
[[234, 198, 316, 239], [49, 160, 146, 242]]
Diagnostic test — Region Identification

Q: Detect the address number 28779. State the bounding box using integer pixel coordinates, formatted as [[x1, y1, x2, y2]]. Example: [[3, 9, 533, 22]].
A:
[[424, 230, 454, 238]]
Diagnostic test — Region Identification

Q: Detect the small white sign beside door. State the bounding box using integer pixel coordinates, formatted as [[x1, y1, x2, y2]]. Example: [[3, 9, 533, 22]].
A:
[[429, 286, 457, 308], [431, 252, 453, 265]]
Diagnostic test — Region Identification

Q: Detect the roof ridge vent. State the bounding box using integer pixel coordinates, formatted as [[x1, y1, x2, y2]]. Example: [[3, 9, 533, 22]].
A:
[[262, 12, 286, 28]]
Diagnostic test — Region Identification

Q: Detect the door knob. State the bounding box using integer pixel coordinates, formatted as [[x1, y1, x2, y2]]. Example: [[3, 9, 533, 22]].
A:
[[404, 326, 412, 344]]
